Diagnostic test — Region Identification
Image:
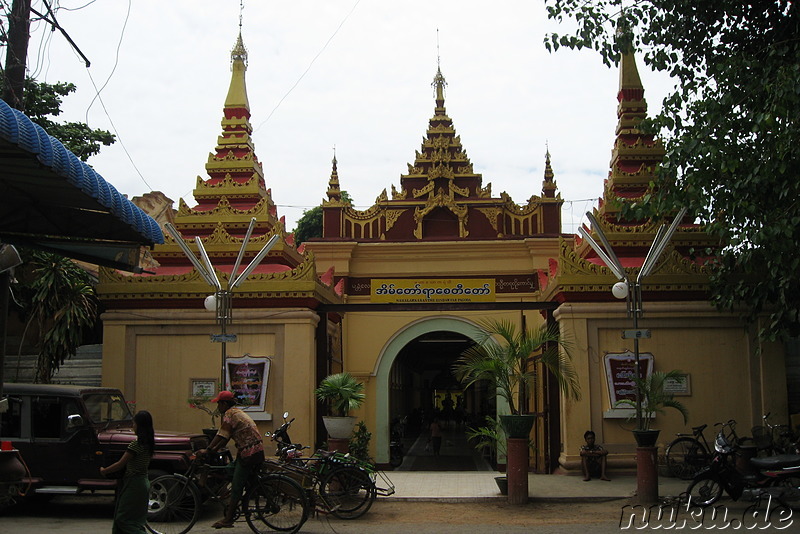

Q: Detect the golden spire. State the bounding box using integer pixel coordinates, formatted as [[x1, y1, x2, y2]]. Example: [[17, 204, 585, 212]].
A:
[[327, 148, 341, 202], [225, 32, 250, 110], [543, 145, 557, 197]]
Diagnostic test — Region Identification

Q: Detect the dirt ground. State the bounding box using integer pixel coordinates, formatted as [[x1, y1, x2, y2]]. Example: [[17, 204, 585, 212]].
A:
[[363, 499, 626, 526]]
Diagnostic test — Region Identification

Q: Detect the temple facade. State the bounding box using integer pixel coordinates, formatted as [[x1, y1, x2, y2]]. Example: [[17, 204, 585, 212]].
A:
[[97, 34, 791, 473], [97, 35, 342, 449]]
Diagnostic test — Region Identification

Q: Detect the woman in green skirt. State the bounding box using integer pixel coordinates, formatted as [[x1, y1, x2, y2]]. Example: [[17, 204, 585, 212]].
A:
[[101, 410, 155, 533]]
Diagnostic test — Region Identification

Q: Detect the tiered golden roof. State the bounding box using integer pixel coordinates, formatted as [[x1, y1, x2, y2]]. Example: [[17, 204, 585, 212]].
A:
[[97, 34, 340, 308], [321, 66, 562, 241], [541, 51, 717, 301]]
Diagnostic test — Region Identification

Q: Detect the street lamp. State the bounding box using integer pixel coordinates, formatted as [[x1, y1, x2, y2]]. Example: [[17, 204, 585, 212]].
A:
[[578, 208, 686, 430], [165, 218, 279, 391]]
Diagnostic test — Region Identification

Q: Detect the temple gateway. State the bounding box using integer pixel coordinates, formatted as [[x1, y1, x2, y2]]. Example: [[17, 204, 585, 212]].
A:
[[97, 34, 792, 473]]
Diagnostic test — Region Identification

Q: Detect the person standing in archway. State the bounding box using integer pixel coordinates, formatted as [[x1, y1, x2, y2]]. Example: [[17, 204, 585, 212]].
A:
[[429, 417, 443, 456]]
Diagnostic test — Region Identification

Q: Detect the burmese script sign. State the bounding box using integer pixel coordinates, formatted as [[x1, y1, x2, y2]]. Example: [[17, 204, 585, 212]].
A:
[[225, 355, 270, 411], [604, 351, 654, 407], [371, 278, 495, 303]]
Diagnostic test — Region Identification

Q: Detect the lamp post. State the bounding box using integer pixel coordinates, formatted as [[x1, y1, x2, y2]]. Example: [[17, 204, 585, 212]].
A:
[[578, 207, 686, 502], [166, 218, 279, 391]]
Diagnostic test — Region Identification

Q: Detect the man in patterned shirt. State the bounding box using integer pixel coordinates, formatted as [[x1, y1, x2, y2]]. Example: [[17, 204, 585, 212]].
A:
[[199, 390, 265, 529]]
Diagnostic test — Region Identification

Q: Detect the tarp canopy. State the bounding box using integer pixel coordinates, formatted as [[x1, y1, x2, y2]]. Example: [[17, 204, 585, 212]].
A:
[[0, 99, 163, 272]]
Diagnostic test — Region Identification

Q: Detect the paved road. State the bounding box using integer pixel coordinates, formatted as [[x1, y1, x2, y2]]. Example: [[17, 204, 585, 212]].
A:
[[1, 494, 796, 533]]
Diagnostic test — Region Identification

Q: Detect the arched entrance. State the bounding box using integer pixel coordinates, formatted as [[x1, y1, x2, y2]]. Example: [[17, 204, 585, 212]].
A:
[[373, 316, 507, 468]]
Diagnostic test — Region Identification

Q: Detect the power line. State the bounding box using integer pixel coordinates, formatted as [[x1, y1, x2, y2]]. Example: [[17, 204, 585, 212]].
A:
[[253, 0, 361, 133]]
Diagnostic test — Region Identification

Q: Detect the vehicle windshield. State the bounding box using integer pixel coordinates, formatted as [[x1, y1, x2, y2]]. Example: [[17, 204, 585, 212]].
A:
[[83, 393, 133, 423]]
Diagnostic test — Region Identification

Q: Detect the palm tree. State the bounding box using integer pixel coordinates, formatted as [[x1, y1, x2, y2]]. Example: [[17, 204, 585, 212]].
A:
[[614, 370, 689, 431], [14, 250, 98, 383], [453, 319, 580, 415]]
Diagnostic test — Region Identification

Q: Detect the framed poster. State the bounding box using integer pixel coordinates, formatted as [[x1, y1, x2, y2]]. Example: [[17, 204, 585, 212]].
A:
[[604, 351, 654, 408], [663, 373, 691, 396], [225, 355, 271, 411], [189, 378, 217, 399]]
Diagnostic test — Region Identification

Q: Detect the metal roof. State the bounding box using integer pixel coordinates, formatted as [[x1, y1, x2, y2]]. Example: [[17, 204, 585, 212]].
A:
[[0, 98, 163, 272]]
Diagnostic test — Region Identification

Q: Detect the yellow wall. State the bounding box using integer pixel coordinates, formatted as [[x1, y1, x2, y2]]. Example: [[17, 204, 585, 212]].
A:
[[101, 308, 320, 452], [555, 301, 788, 472]]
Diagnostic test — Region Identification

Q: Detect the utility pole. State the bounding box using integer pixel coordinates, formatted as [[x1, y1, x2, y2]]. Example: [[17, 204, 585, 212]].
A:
[[3, 0, 32, 110]]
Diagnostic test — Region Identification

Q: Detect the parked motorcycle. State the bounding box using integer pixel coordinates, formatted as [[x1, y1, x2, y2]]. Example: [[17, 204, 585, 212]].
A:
[[264, 412, 309, 462], [687, 420, 800, 507]]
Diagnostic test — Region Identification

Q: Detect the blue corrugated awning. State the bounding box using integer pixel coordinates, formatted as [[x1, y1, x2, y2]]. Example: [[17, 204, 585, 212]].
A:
[[0, 98, 164, 272]]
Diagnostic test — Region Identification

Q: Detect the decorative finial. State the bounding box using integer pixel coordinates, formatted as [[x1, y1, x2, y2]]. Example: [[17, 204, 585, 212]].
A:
[[431, 29, 447, 104], [231, 32, 248, 68], [436, 28, 441, 69], [332, 145, 337, 168], [239, 0, 244, 31]]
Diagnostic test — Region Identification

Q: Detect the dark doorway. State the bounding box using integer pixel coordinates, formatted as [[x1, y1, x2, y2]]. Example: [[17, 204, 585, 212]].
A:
[[388, 330, 494, 471]]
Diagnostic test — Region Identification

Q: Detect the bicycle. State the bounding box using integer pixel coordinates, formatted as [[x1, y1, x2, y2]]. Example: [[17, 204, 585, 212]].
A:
[[665, 423, 713, 480], [264, 412, 395, 520], [145, 452, 308, 534], [751, 412, 799, 456]]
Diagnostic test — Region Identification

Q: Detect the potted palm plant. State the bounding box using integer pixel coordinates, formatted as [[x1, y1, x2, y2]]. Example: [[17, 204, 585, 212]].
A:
[[614, 369, 689, 447], [453, 319, 581, 437], [315, 372, 366, 439], [465, 415, 509, 494]]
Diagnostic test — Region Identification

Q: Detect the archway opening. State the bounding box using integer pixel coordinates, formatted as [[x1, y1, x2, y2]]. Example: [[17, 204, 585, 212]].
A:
[[388, 329, 495, 471]]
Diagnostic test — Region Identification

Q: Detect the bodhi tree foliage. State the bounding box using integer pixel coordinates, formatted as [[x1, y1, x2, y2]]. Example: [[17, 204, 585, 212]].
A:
[[544, 1, 800, 341], [0, 77, 115, 160]]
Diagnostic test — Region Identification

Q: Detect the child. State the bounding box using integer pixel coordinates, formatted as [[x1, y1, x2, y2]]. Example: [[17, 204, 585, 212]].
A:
[[580, 430, 610, 481]]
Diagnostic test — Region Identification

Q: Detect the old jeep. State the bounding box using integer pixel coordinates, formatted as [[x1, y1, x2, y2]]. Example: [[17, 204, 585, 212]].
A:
[[0, 383, 208, 499]]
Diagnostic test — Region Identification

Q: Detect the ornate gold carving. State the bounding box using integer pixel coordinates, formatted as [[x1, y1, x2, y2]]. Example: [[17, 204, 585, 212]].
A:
[[406, 163, 422, 175], [430, 148, 451, 163], [449, 182, 469, 198], [412, 189, 469, 239], [344, 204, 382, 221], [428, 163, 455, 181], [457, 164, 474, 174], [412, 182, 434, 198], [391, 184, 407, 200], [475, 207, 501, 233], [384, 210, 403, 232]]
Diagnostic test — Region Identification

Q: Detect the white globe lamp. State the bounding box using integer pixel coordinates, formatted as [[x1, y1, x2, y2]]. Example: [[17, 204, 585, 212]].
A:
[[612, 281, 628, 299], [204, 294, 217, 312]]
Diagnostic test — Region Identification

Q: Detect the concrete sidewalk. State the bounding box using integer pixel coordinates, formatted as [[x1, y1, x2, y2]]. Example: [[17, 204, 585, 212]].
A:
[[379, 471, 689, 502]]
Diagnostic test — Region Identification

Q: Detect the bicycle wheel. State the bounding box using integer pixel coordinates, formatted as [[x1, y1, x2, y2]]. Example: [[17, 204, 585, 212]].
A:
[[319, 466, 377, 520], [146, 474, 201, 534], [666, 438, 709, 480], [686, 473, 724, 507], [243, 473, 308, 534]]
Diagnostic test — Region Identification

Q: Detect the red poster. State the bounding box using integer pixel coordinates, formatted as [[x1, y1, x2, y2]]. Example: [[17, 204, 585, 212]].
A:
[[604, 351, 653, 406]]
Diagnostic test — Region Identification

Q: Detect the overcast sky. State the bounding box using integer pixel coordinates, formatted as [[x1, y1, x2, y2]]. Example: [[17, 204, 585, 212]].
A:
[[18, 0, 675, 234]]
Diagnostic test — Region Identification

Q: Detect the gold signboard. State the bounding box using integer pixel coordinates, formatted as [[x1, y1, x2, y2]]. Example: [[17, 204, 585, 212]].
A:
[[371, 279, 495, 303]]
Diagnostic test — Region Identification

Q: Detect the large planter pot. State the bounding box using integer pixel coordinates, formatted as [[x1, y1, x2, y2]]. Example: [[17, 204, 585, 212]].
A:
[[499, 414, 536, 439], [202, 428, 218, 441], [633, 429, 660, 447], [322, 416, 357, 439]]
